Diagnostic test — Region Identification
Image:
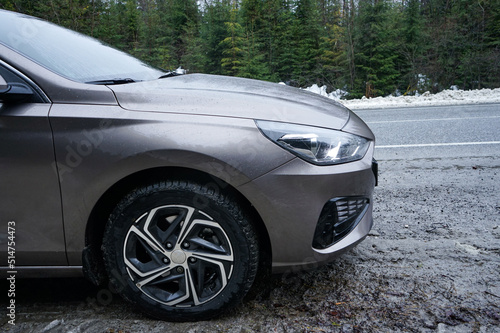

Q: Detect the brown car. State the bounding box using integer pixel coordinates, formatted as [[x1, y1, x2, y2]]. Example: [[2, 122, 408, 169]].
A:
[[0, 9, 377, 321]]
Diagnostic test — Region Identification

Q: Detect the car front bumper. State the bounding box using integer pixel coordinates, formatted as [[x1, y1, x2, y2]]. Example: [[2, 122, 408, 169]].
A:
[[237, 144, 377, 273]]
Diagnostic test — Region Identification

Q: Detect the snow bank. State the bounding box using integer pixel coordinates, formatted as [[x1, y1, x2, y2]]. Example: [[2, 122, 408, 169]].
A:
[[304, 85, 500, 109], [304, 84, 349, 100]]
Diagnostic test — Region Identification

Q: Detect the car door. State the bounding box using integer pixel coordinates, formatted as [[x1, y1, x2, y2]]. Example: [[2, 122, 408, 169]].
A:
[[0, 62, 67, 266]]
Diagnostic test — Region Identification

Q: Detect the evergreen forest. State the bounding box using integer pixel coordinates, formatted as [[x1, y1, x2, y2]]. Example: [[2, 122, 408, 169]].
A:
[[1, 0, 499, 98]]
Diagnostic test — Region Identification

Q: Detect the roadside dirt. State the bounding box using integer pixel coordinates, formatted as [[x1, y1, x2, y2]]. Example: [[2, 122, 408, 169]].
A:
[[2, 157, 499, 332]]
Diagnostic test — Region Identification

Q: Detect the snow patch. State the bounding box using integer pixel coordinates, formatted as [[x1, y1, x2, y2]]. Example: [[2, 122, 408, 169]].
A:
[[305, 85, 500, 110], [304, 84, 349, 100]]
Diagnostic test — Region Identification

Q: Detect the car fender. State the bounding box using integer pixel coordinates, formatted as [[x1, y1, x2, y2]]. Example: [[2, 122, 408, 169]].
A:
[[49, 104, 293, 264]]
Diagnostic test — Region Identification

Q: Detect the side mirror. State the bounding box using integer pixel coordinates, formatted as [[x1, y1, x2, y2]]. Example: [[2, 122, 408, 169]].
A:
[[0, 74, 34, 103]]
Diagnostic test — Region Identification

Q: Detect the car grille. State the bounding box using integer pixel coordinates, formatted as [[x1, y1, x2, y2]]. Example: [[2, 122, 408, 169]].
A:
[[312, 197, 369, 250]]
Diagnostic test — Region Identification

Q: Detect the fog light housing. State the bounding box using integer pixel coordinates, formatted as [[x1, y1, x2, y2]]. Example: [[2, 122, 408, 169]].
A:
[[312, 197, 369, 249]]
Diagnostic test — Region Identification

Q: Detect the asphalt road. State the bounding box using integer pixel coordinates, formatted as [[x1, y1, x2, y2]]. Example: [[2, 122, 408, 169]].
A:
[[356, 103, 500, 160], [2, 103, 499, 332]]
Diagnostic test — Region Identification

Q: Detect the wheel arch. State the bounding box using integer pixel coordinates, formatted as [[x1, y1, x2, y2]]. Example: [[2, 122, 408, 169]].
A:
[[82, 166, 271, 286]]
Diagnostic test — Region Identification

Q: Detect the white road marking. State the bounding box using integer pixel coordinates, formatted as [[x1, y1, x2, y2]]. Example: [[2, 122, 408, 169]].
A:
[[366, 116, 500, 124], [377, 141, 500, 149]]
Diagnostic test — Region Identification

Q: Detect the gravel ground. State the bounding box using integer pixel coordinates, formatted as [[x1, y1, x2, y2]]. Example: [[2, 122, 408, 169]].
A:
[[2, 156, 499, 332]]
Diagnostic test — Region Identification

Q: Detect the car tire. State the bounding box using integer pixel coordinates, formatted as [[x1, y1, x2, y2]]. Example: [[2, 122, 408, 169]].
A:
[[102, 180, 259, 321]]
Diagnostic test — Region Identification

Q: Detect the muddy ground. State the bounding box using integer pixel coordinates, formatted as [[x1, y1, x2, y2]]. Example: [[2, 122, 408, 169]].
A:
[[1, 156, 499, 332]]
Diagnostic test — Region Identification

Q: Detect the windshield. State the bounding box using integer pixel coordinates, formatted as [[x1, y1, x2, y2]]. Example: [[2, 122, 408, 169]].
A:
[[0, 10, 164, 83]]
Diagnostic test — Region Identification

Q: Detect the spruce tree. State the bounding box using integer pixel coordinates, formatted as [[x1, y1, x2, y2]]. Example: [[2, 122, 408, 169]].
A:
[[273, 0, 296, 84], [238, 0, 272, 80], [291, 0, 322, 87], [353, 0, 399, 97], [318, 0, 348, 90], [220, 5, 245, 76], [200, 0, 232, 74], [399, 0, 428, 94]]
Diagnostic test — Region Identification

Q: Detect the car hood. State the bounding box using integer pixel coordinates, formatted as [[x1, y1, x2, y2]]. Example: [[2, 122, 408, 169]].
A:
[[109, 74, 351, 130]]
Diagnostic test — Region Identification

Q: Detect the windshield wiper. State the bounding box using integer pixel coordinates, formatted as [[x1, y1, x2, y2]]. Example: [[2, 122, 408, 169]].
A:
[[86, 78, 136, 85]]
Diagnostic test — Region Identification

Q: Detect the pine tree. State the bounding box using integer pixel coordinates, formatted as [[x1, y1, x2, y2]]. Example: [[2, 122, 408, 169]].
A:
[[318, 0, 348, 90], [94, 0, 128, 50], [272, 0, 296, 84], [399, 0, 428, 94], [482, 0, 500, 87], [239, 0, 272, 80], [167, 0, 199, 66], [452, 0, 499, 89], [181, 16, 207, 73], [422, 0, 500, 90], [258, 0, 284, 82], [2, 0, 104, 37], [0, 0, 16, 11], [200, 0, 233, 74], [291, 0, 322, 87], [220, 5, 244, 76], [353, 0, 399, 97], [5, 0, 499, 92]]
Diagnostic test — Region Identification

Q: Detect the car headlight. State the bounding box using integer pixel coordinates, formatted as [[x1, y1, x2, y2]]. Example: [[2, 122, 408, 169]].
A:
[[256, 120, 371, 165]]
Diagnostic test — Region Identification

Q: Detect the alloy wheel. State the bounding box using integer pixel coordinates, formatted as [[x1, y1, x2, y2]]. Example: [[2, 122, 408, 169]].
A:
[[123, 205, 234, 307]]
